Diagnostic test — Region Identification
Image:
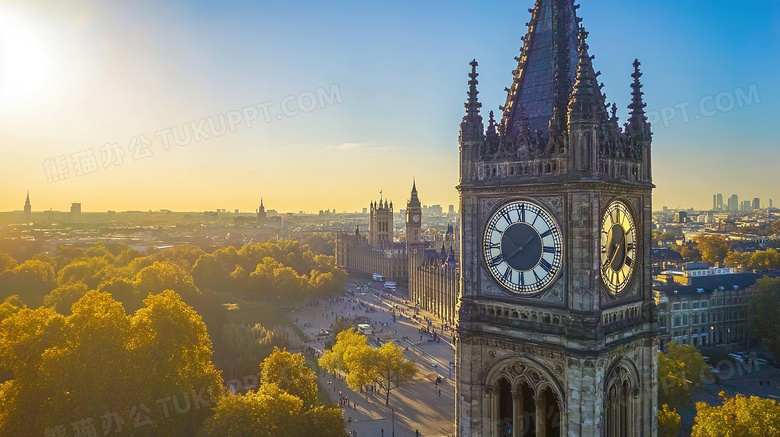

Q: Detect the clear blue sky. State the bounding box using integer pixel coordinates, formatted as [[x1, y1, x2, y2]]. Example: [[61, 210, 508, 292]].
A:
[[1, 0, 778, 212]]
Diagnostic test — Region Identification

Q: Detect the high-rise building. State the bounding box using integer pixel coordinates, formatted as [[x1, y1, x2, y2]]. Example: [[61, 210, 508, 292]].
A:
[[753, 198, 760, 210], [742, 200, 752, 211], [717, 193, 723, 210], [728, 194, 739, 211], [455, 2, 657, 435], [23, 191, 31, 219], [71, 203, 82, 220], [448, 204, 455, 215]]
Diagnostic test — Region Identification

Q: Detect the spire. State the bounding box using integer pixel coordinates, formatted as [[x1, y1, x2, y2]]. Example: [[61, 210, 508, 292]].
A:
[[501, 0, 580, 140], [460, 59, 484, 140], [464, 59, 482, 124], [440, 243, 447, 259], [260, 197, 264, 208], [568, 25, 598, 120], [409, 179, 421, 208], [26, 190, 30, 202], [627, 59, 651, 139]]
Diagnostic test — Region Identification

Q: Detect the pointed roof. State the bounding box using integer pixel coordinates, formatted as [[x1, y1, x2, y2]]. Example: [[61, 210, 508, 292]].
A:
[[409, 179, 421, 208], [500, 0, 581, 139]]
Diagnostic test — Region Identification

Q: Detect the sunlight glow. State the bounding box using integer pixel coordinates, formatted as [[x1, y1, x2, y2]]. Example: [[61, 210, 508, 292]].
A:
[[0, 13, 50, 107]]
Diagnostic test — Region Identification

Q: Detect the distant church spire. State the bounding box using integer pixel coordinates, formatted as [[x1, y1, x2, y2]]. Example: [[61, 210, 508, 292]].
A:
[[24, 190, 32, 218]]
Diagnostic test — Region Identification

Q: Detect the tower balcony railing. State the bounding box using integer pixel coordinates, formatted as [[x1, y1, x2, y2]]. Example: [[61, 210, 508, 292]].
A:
[[476, 157, 566, 181]]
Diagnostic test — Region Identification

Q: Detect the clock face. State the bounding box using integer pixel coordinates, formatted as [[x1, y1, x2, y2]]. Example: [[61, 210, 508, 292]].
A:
[[600, 201, 638, 294], [412, 214, 420, 223], [483, 201, 563, 294]]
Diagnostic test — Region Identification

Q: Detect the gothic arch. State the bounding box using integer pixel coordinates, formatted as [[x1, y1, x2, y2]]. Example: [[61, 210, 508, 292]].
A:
[[483, 354, 566, 436], [484, 354, 566, 401], [603, 357, 641, 437]]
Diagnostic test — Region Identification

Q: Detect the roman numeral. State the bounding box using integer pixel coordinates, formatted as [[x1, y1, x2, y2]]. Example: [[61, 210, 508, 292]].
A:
[[626, 257, 633, 267], [544, 246, 557, 254], [502, 268, 512, 283], [539, 258, 553, 272], [601, 244, 607, 254], [487, 242, 500, 250], [520, 272, 525, 286], [626, 242, 635, 251], [490, 254, 504, 266], [533, 270, 541, 282], [540, 229, 553, 238], [500, 209, 512, 225], [518, 204, 526, 222]]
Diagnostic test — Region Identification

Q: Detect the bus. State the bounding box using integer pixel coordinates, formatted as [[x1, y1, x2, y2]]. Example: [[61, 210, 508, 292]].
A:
[[384, 281, 397, 291], [372, 273, 385, 282]]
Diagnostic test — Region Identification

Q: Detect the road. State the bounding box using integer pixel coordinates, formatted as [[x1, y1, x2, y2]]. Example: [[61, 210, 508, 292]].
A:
[[290, 276, 456, 437]]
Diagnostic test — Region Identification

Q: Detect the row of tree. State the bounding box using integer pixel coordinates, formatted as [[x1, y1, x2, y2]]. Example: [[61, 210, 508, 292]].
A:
[[319, 328, 418, 405]]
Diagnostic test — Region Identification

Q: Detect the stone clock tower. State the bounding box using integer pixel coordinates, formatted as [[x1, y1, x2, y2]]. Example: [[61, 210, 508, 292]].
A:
[[455, 1, 659, 436], [406, 180, 423, 244]]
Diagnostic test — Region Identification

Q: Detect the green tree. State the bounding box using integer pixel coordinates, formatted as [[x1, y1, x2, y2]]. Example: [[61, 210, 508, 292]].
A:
[[135, 261, 200, 300], [680, 245, 701, 261], [658, 342, 712, 411], [371, 342, 418, 405], [696, 235, 730, 264], [43, 281, 90, 315], [691, 392, 780, 436], [0, 253, 17, 273], [724, 251, 752, 268], [130, 290, 223, 435], [749, 249, 780, 270], [260, 347, 318, 410], [198, 384, 304, 437], [0, 295, 25, 324], [749, 276, 780, 359], [658, 404, 681, 437]]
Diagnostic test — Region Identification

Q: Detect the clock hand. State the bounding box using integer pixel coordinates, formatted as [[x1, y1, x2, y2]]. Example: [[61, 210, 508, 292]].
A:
[[506, 234, 536, 261], [609, 231, 627, 266]]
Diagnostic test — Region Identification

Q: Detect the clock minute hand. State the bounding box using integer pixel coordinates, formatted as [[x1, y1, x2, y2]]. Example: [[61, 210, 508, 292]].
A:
[[609, 231, 626, 266], [506, 235, 536, 261]]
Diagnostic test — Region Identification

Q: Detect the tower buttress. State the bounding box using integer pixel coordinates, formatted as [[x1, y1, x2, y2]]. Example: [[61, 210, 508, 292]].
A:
[[568, 25, 599, 174], [627, 59, 652, 181]]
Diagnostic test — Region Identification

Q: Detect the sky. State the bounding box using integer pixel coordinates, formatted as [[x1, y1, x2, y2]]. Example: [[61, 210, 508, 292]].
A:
[[1, 0, 778, 213]]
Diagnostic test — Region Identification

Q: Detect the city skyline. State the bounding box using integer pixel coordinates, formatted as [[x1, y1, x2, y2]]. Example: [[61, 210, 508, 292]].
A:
[[1, 0, 778, 213]]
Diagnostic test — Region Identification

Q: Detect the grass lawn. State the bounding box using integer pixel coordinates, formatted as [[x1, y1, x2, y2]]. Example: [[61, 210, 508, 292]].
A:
[[222, 299, 310, 343]]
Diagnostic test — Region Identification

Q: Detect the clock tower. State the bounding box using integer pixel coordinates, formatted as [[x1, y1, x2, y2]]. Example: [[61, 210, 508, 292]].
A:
[[406, 180, 423, 244], [455, 1, 658, 436]]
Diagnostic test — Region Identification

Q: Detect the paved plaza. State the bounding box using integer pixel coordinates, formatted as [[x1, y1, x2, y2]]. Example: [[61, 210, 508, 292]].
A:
[[291, 276, 456, 437]]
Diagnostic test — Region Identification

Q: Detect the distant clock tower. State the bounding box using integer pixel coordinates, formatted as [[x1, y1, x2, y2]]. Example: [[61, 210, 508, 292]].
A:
[[406, 180, 422, 244], [455, 1, 659, 436]]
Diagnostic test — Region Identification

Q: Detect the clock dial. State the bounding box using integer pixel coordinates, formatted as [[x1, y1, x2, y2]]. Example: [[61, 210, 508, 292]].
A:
[[600, 201, 638, 294], [483, 201, 563, 294], [412, 214, 420, 223]]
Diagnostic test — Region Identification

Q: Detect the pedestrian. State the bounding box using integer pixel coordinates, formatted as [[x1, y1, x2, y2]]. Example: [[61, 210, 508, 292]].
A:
[[438, 389, 441, 397]]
